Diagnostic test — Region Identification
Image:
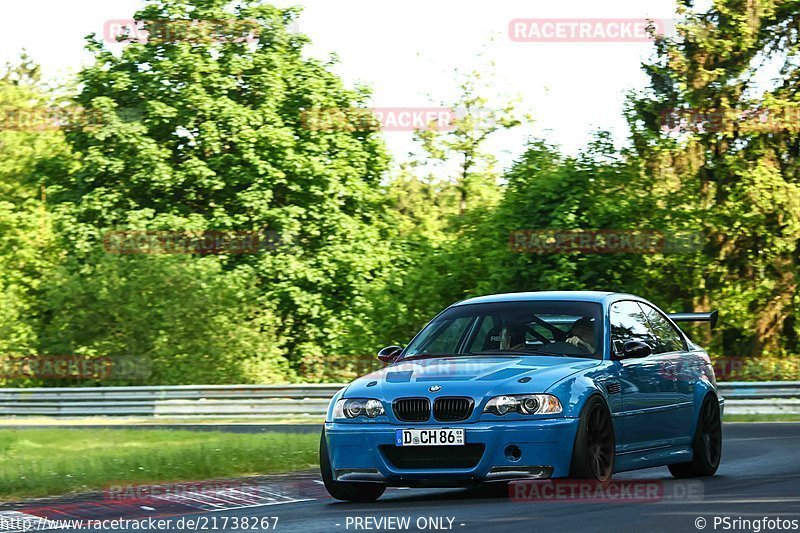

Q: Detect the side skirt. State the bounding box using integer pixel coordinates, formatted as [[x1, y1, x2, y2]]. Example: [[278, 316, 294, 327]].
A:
[[613, 445, 693, 473]]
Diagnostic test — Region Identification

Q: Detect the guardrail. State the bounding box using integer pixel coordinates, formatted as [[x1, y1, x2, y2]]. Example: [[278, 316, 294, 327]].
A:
[[719, 381, 800, 415], [0, 384, 344, 419], [0, 382, 797, 418]]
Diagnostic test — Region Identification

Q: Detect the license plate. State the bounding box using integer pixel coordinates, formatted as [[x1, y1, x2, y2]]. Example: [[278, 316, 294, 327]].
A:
[[395, 428, 465, 446]]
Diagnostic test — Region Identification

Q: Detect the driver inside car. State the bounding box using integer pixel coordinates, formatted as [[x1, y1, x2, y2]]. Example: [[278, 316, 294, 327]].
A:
[[499, 321, 528, 351], [566, 317, 595, 352]]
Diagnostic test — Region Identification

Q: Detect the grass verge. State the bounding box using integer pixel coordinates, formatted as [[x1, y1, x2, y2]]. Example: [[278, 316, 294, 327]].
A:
[[0, 428, 319, 502], [724, 413, 800, 422]]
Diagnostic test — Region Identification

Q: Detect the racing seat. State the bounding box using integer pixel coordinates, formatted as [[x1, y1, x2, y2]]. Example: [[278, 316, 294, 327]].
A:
[[482, 322, 527, 351]]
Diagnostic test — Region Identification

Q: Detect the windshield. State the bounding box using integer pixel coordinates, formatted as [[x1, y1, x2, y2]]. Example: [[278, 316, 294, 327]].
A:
[[401, 300, 603, 360]]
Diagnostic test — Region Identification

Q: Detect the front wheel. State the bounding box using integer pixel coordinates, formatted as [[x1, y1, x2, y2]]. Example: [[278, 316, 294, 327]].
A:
[[569, 396, 615, 481], [320, 428, 386, 502], [669, 395, 722, 478]]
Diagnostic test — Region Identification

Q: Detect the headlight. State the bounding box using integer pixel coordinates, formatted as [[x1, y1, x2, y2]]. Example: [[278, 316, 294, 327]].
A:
[[333, 398, 385, 419], [483, 394, 562, 416]]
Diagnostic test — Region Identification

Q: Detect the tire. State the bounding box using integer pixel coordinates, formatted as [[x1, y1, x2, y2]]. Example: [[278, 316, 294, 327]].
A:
[[319, 428, 386, 502], [669, 394, 722, 478], [569, 396, 615, 481]]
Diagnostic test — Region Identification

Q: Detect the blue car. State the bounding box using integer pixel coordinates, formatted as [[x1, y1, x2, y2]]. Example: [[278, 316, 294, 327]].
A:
[[320, 291, 723, 501]]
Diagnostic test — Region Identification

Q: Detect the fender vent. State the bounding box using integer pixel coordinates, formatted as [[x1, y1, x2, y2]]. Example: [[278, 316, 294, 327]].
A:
[[605, 382, 621, 395]]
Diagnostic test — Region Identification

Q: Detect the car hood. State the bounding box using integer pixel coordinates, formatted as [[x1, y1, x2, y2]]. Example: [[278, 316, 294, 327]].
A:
[[343, 355, 601, 400]]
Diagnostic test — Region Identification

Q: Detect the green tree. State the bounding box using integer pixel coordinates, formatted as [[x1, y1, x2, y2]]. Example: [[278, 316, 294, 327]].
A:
[[36, 253, 289, 385], [0, 56, 65, 363], [628, 0, 800, 356], [371, 69, 532, 347], [41, 0, 393, 380], [414, 65, 530, 216]]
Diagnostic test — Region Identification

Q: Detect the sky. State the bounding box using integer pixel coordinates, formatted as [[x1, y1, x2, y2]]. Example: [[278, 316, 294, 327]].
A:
[[0, 0, 677, 171]]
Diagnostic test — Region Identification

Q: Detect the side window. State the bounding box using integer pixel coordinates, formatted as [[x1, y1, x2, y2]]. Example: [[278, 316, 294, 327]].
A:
[[641, 303, 686, 353], [609, 301, 657, 355]]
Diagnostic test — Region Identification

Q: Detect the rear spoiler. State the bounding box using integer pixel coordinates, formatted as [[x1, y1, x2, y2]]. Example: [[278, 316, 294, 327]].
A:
[[667, 310, 718, 330]]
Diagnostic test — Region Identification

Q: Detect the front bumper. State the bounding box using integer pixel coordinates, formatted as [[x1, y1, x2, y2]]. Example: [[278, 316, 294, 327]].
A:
[[324, 418, 580, 487]]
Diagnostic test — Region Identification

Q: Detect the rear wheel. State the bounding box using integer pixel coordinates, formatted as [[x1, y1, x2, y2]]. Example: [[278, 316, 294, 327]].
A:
[[569, 396, 615, 481], [669, 395, 722, 478], [319, 428, 386, 502]]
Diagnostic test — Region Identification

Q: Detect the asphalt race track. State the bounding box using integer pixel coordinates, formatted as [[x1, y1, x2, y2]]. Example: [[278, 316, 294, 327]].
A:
[[3, 423, 799, 533]]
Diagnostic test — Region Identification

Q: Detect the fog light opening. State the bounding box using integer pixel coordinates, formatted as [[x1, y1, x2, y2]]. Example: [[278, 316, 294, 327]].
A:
[[504, 445, 522, 462]]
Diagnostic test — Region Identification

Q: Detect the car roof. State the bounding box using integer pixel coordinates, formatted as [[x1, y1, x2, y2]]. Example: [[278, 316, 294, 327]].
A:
[[452, 291, 639, 307]]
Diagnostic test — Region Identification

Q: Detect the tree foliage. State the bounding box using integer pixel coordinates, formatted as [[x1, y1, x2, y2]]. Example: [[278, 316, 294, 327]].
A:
[[0, 0, 798, 386], [628, 0, 800, 355]]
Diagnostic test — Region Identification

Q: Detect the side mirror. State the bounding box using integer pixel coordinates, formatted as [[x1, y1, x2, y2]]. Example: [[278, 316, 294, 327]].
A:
[[621, 340, 653, 359], [377, 345, 402, 363]]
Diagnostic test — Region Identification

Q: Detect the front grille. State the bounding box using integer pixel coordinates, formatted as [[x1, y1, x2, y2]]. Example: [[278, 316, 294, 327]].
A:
[[433, 397, 473, 421], [393, 398, 430, 421], [380, 444, 485, 469]]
